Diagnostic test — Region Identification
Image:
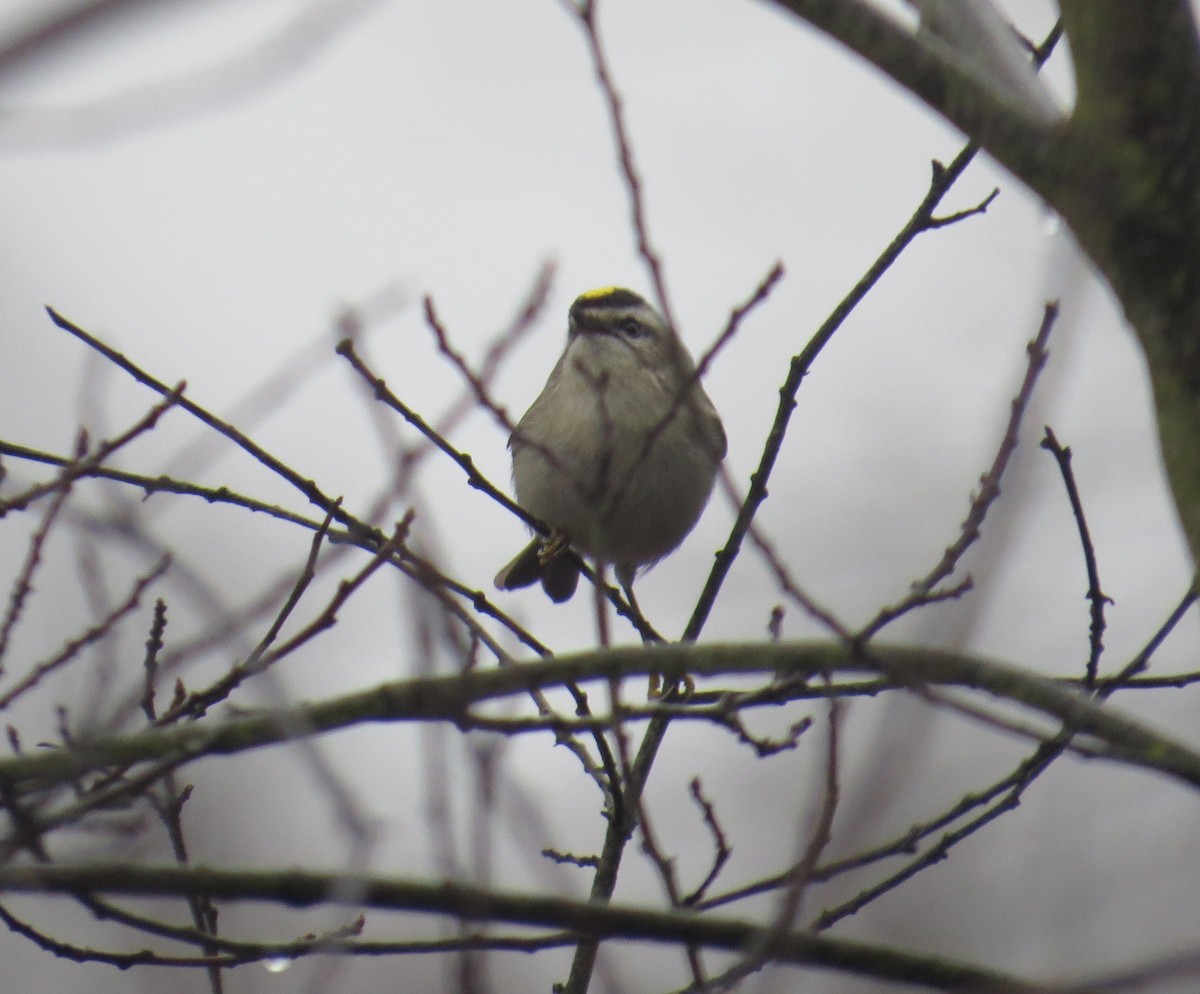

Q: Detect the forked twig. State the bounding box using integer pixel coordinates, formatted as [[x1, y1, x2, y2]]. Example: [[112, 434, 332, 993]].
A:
[[858, 301, 1058, 640], [0, 386, 184, 516], [45, 308, 369, 540], [0, 558, 169, 710]]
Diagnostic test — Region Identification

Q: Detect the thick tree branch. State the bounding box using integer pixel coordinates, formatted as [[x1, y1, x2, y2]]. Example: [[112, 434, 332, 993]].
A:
[[763, 4, 1200, 566], [910, 0, 1060, 123], [762, 0, 1078, 204], [3, 641, 1200, 794], [763, 1, 1200, 573], [0, 861, 1082, 993], [1060, 0, 1200, 141]]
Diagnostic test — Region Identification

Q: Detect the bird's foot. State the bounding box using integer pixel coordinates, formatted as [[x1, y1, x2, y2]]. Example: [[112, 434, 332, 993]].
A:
[[537, 528, 570, 566]]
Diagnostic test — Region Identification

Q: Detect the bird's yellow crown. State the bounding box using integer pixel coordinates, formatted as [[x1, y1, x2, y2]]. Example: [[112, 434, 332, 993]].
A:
[[577, 285, 624, 301], [573, 287, 647, 309]]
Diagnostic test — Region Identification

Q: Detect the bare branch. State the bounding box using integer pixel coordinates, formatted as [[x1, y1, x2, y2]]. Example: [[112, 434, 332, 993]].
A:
[[858, 301, 1058, 640], [686, 137, 1013, 644], [1041, 426, 1113, 687], [0, 439, 335, 535], [564, 0, 676, 332], [45, 308, 369, 541], [0, 470, 74, 671], [762, 2, 1074, 204], [0, 557, 169, 711], [0, 385, 184, 516], [0, 861, 1066, 993], [3, 642, 1200, 796]]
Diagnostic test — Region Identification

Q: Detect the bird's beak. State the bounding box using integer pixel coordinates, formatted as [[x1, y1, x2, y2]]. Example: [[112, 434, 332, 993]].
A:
[[568, 307, 612, 339]]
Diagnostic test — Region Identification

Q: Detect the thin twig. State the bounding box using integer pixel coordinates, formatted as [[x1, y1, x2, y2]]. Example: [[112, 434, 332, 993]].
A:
[[857, 301, 1058, 640], [1040, 426, 1112, 687], [710, 683, 842, 989], [422, 296, 520, 433], [336, 338, 529, 525], [336, 337, 662, 642], [45, 308, 369, 540], [697, 578, 1196, 918], [0, 440, 338, 535], [166, 514, 407, 722], [608, 262, 784, 545], [0, 557, 169, 710], [1102, 579, 1199, 687], [568, 0, 675, 333], [140, 598, 168, 723], [0, 468, 74, 670], [806, 574, 1191, 930], [681, 777, 731, 906], [687, 152, 999, 645], [430, 260, 555, 437], [0, 385, 184, 516]]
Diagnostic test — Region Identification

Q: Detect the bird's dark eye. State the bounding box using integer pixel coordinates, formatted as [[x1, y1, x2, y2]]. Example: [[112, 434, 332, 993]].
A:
[[617, 316, 645, 338]]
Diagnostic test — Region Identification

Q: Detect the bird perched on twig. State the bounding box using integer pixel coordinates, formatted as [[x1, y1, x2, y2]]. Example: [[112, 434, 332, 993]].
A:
[[495, 287, 726, 607]]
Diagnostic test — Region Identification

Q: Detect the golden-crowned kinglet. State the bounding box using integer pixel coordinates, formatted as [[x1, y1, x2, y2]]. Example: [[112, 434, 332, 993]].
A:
[[494, 287, 727, 603]]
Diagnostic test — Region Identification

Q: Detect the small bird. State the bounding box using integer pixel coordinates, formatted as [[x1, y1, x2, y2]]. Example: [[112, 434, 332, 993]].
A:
[[495, 287, 726, 605]]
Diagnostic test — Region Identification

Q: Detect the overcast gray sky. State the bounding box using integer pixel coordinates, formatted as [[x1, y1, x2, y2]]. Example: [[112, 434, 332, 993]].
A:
[[2, 2, 1198, 992]]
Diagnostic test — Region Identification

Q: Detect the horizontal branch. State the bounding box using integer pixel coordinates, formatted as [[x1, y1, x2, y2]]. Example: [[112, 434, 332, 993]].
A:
[[0, 861, 1064, 992], [2, 642, 1199, 794], [0, 439, 333, 536]]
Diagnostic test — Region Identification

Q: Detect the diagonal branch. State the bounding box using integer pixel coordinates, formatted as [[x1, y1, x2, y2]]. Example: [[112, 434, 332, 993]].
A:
[[909, 0, 1061, 123], [763, 1, 1079, 204], [44, 308, 370, 541]]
